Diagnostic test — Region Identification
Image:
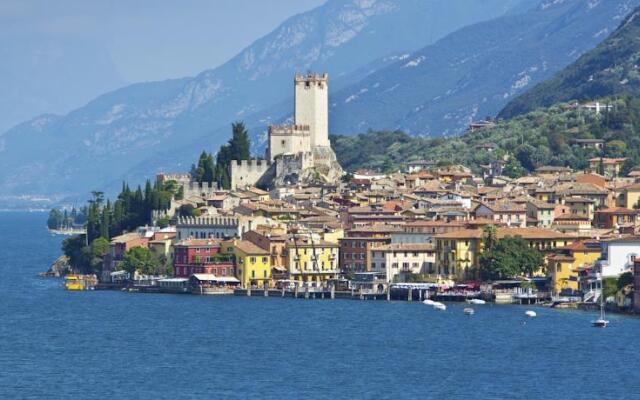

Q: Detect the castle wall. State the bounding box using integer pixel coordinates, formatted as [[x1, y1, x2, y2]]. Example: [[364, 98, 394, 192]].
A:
[[230, 159, 272, 190], [295, 73, 329, 148]]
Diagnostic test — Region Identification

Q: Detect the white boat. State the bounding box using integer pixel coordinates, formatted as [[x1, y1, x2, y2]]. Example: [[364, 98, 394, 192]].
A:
[[467, 299, 486, 305], [591, 279, 609, 328], [432, 302, 446, 311], [525, 310, 537, 317], [463, 307, 475, 315], [422, 299, 435, 306]]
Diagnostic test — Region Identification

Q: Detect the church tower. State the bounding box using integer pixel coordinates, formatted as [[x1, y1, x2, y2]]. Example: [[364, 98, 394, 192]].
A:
[[294, 73, 329, 148]]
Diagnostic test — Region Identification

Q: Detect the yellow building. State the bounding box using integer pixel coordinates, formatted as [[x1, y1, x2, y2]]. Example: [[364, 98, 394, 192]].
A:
[[618, 183, 640, 209], [222, 239, 271, 288], [563, 196, 595, 221], [589, 157, 626, 178], [547, 241, 601, 295], [286, 237, 339, 286], [435, 227, 573, 281]]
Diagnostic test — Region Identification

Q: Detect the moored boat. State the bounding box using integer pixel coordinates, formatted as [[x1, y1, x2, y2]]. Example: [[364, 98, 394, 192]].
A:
[[463, 307, 475, 315]]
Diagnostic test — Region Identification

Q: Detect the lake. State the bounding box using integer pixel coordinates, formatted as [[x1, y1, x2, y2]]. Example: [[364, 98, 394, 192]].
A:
[[1, 212, 639, 399]]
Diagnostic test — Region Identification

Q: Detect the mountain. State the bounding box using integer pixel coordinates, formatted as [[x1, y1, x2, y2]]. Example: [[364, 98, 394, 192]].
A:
[[326, 0, 640, 136], [0, 0, 529, 202], [499, 5, 640, 118]]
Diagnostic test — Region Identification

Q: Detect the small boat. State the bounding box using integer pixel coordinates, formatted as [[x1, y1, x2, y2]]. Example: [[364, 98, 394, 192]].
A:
[[591, 283, 609, 328], [432, 302, 446, 311], [422, 299, 435, 306], [467, 299, 486, 305], [525, 310, 537, 317], [463, 307, 475, 315]]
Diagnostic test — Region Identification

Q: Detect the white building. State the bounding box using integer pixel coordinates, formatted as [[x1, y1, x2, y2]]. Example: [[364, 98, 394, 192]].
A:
[[370, 243, 436, 283], [596, 237, 640, 277]]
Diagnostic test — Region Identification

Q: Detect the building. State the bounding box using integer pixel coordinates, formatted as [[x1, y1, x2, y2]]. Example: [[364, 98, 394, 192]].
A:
[[595, 237, 640, 277], [176, 215, 272, 240], [339, 236, 391, 272], [243, 227, 288, 276], [285, 237, 339, 286], [230, 73, 343, 190], [589, 157, 627, 178], [474, 202, 526, 228], [102, 233, 149, 281], [370, 243, 436, 283], [593, 207, 637, 229], [222, 239, 271, 288], [173, 239, 234, 278], [526, 200, 555, 228], [547, 241, 601, 295], [434, 227, 573, 281]]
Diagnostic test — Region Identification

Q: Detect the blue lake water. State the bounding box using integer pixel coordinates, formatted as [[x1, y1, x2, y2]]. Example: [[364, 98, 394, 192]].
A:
[[1, 211, 639, 399]]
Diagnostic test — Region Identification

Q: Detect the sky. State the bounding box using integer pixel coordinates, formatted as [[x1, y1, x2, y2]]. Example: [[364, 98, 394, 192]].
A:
[[0, 0, 326, 83]]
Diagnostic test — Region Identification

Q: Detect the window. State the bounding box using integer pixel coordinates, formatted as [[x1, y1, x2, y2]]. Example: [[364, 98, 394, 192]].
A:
[[392, 262, 398, 269], [371, 262, 376, 269], [262, 257, 268, 263], [250, 257, 256, 264], [402, 262, 409, 270], [252, 270, 255, 278]]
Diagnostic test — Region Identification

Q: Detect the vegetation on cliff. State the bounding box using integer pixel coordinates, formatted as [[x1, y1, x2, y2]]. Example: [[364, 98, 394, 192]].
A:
[[332, 94, 640, 176]]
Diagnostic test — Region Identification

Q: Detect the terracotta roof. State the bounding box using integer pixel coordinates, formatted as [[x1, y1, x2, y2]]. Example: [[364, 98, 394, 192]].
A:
[[376, 243, 435, 252], [436, 227, 571, 240], [233, 240, 270, 255], [595, 207, 637, 215]]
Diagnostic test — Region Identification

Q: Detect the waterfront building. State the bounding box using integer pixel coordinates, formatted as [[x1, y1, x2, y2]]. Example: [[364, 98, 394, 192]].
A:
[[285, 237, 339, 286], [173, 239, 234, 278], [370, 243, 436, 283], [243, 227, 288, 278], [339, 236, 391, 273], [222, 239, 271, 288], [434, 227, 573, 281], [547, 241, 601, 295], [595, 237, 640, 277], [102, 232, 149, 281]]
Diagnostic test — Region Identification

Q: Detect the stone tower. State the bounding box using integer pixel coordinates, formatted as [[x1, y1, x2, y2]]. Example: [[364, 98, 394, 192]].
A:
[[294, 73, 329, 148]]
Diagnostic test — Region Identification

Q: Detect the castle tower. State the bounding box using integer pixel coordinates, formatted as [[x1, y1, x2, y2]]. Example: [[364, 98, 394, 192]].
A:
[[294, 73, 329, 148]]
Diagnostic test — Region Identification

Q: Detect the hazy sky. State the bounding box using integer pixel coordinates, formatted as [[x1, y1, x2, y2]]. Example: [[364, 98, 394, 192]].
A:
[[0, 0, 326, 83]]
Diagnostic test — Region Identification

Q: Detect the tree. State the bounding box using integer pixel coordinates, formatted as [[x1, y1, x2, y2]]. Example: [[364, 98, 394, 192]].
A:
[[62, 235, 90, 273], [178, 204, 199, 218], [229, 121, 251, 160], [502, 157, 525, 179], [617, 271, 634, 290], [47, 209, 63, 230], [121, 247, 160, 276], [479, 235, 544, 280], [89, 237, 110, 274]]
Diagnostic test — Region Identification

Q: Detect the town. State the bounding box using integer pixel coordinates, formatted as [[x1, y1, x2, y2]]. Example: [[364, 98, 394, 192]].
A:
[[54, 73, 640, 314]]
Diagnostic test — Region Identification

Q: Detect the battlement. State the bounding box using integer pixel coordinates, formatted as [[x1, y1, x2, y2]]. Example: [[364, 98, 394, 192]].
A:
[[295, 72, 328, 84], [157, 173, 191, 183], [268, 124, 311, 136], [177, 216, 239, 227], [232, 159, 272, 168]]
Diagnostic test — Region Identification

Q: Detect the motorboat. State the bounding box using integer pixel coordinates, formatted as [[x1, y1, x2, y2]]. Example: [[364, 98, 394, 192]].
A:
[[463, 308, 475, 315], [525, 310, 537, 317], [467, 299, 486, 305], [422, 299, 435, 306]]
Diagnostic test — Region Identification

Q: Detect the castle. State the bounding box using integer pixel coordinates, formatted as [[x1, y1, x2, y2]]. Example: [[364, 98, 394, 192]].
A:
[[230, 73, 343, 190]]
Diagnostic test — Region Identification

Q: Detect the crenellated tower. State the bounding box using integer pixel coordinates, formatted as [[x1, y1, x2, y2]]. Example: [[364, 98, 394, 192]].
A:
[[294, 73, 329, 148]]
